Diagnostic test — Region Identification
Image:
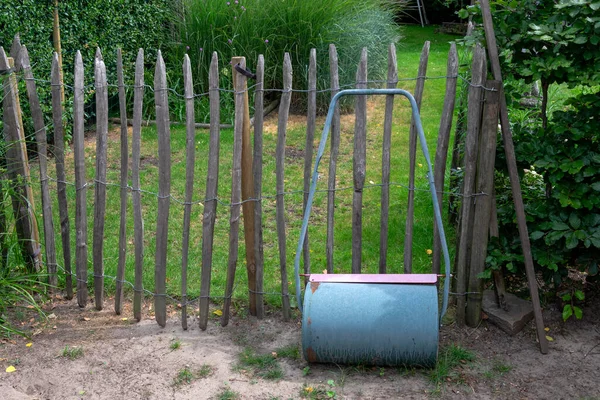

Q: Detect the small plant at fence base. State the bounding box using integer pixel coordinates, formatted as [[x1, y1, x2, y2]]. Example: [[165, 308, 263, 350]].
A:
[[173, 364, 214, 386], [60, 345, 84, 360]]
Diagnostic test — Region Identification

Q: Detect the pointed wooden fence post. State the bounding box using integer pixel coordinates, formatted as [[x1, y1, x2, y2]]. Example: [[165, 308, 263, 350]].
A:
[[154, 50, 171, 328], [51, 53, 73, 299], [115, 49, 129, 315], [93, 49, 108, 311], [326, 44, 341, 274], [20, 46, 58, 288], [403, 41, 430, 274], [73, 51, 88, 307], [181, 54, 195, 330], [379, 43, 398, 274], [352, 48, 367, 274], [199, 52, 220, 330], [432, 43, 459, 275], [132, 49, 145, 321]]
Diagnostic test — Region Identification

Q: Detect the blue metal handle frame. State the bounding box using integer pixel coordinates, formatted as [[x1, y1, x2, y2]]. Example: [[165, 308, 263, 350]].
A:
[[293, 89, 451, 323]]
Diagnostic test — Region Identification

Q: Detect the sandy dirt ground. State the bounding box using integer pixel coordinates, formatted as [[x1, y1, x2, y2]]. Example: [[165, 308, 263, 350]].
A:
[[1, 294, 599, 400]]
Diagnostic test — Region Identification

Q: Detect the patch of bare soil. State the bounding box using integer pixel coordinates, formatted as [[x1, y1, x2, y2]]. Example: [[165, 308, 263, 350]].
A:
[[1, 295, 599, 400]]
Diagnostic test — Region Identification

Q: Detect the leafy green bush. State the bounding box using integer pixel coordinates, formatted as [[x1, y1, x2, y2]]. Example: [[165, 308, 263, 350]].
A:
[[173, 0, 401, 114]]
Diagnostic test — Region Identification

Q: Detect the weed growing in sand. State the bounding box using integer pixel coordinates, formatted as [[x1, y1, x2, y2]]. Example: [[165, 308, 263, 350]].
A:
[[236, 347, 283, 380], [217, 386, 239, 400], [60, 345, 84, 360], [173, 364, 214, 386], [430, 344, 475, 391], [275, 344, 300, 360], [170, 339, 182, 350], [301, 380, 338, 399]]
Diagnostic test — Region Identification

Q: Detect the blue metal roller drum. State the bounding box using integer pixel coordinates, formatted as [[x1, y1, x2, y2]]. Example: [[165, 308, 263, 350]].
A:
[[302, 277, 439, 367]]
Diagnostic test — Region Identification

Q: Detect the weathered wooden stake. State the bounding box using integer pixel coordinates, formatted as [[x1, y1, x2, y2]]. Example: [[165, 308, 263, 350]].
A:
[[132, 49, 145, 321], [115, 48, 128, 315], [199, 52, 220, 330], [93, 49, 108, 311], [276, 53, 293, 320], [326, 44, 341, 274], [455, 44, 486, 326], [404, 41, 430, 273], [379, 43, 398, 274], [302, 49, 317, 279], [352, 48, 367, 274], [465, 80, 500, 327], [253, 55, 266, 319], [221, 56, 245, 327], [20, 46, 58, 288], [232, 56, 257, 316], [154, 50, 171, 328], [73, 51, 88, 307], [181, 54, 195, 330], [432, 43, 459, 275], [51, 52, 73, 299], [479, 0, 548, 353]]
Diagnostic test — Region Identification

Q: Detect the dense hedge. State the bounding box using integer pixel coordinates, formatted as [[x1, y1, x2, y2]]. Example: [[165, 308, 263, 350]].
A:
[[0, 0, 172, 141]]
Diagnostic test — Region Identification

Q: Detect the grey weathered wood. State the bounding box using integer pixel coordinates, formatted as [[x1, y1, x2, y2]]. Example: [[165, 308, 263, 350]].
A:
[[51, 53, 73, 299], [275, 53, 293, 320], [1, 51, 41, 273], [9, 34, 21, 65], [115, 48, 128, 315], [181, 54, 195, 330], [108, 117, 232, 130], [154, 50, 171, 328], [199, 52, 220, 330], [20, 46, 58, 288], [352, 48, 368, 274], [479, 0, 548, 354], [73, 51, 88, 307], [221, 55, 245, 327], [93, 49, 108, 311], [455, 44, 486, 326], [233, 56, 257, 316], [379, 43, 398, 274], [132, 49, 145, 321], [302, 48, 317, 278], [253, 55, 265, 319], [432, 43, 459, 275], [403, 41, 430, 274], [326, 44, 341, 274], [489, 189, 508, 310], [465, 80, 500, 327]]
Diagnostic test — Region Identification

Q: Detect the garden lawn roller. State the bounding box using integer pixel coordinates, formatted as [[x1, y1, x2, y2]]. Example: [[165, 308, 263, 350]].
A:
[[294, 89, 451, 367]]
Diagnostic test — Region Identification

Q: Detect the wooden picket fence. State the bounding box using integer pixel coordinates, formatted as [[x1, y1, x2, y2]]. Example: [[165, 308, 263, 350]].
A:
[[2, 35, 512, 332]]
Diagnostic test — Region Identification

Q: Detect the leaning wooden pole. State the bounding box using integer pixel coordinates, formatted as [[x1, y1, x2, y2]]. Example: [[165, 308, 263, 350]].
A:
[[479, 0, 548, 354], [53, 0, 65, 105], [432, 43, 458, 275], [154, 50, 171, 328], [352, 48, 367, 274], [73, 51, 88, 307], [20, 46, 58, 288], [93, 49, 108, 311], [403, 41, 430, 273]]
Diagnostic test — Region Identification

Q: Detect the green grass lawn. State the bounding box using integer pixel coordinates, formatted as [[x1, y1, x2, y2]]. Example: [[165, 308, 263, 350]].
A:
[[33, 25, 461, 312]]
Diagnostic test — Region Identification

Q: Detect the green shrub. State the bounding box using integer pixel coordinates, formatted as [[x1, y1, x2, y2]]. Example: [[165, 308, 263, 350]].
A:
[[173, 0, 401, 116]]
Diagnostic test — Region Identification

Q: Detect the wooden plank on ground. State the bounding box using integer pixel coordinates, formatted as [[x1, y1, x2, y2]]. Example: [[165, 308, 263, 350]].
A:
[[115, 48, 129, 315], [403, 41, 430, 274], [379, 43, 398, 274], [154, 50, 171, 328], [199, 52, 220, 330], [132, 49, 145, 321]]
